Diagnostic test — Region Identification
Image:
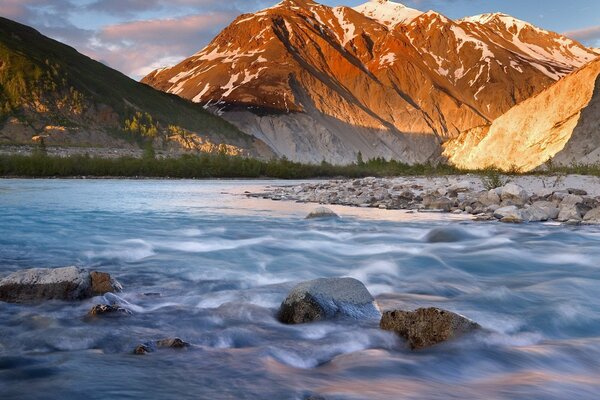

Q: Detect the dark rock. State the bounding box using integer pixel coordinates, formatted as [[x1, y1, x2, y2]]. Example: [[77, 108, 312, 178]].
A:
[[380, 307, 481, 349], [0, 266, 122, 303], [87, 304, 132, 317], [133, 338, 189, 355], [424, 227, 478, 243], [568, 188, 588, 196], [278, 278, 380, 324]]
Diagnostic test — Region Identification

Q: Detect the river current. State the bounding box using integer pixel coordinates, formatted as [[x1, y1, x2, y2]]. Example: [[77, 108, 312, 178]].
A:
[[1, 179, 599, 399]]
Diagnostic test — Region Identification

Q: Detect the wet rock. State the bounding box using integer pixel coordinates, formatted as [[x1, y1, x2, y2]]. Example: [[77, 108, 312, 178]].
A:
[[90, 272, 123, 295], [500, 183, 529, 205], [306, 207, 339, 219], [0, 266, 122, 303], [278, 278, 380, 324], [424, 227, 478, 243], [87, 304, 132, 317], [133, 338, 190, 355], [380, 307, 481, 349]]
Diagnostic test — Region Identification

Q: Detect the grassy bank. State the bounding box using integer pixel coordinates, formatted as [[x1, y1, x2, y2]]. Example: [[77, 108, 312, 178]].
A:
[[2, 153, 600, 180], [0, 153, 465, 179]]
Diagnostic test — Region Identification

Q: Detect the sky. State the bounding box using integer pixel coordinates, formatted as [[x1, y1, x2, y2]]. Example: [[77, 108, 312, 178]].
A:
[[1, 0, 599, 80]]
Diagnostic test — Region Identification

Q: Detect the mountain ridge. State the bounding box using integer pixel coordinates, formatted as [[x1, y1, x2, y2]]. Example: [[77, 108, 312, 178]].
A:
[[143, 0, 598, 164]]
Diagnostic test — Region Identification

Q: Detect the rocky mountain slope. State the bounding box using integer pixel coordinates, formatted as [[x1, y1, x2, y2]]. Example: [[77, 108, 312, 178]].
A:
[[0, 17, 272, 158], [143, 0, 597, 164], [444, 58, 600, 172]]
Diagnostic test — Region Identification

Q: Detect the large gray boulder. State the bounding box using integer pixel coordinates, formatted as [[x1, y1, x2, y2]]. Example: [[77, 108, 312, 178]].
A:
[[493, 205, 523, 223], [278, 278, 380, 324], [380, 307, 481, 349], [584, 207, 600, 223], [0, 266, 122, 303], [500, 183, 529, 205]]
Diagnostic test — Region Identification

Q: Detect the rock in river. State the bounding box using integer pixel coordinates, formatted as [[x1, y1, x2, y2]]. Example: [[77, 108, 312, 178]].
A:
[[133, 338, 190, 355], [306, 207, 339, 219], [87, 304, 132, 317], [0, 266, 122, 303], [278, 278, 380, 324], [380, 307, 481, 349]]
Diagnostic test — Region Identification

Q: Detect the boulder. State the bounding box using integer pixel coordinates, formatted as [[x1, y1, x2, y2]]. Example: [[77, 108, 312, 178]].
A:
[[568, 188, 588, 196], [380, 307, 481, 349], [583, 207, 600, 223], [424, 227, 478, 243], [500, 183, 529, 205], [493, 206, 522, 221], [523, 205, 550, 222], [532, 201, 560, 220], [0, 266, 122, 303], [477, 190, 501, 207], [306, 207, 339, 219], [278, 278, 380, 324], [425, 197, 453, 212], [87, 304, 132, 317], [558, 204, 589, 222]]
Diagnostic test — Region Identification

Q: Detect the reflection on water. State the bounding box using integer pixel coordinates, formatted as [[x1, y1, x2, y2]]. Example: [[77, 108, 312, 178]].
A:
[[1, 179, 600, 399]]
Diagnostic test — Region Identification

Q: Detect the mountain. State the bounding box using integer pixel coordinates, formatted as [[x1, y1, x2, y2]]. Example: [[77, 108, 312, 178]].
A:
[[0, 17, 272, 158], [443, 58, 600, 172], [142, 0, 597, 164]]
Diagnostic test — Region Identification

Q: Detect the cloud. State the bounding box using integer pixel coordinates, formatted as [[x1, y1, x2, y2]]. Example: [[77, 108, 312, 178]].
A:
[[92, 13, 236, 78], [564, 25, 600, 45]]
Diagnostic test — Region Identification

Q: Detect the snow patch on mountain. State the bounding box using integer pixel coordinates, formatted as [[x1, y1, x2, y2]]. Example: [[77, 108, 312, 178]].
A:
[[354, 0, 422, 28]]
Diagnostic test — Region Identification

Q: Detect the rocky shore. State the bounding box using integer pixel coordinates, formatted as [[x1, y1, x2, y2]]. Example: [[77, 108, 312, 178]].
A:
[[249, 175, 600, 224]]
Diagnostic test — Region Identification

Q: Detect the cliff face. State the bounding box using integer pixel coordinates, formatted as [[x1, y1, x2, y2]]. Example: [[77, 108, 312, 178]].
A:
[[444, 59, 600, 172], [142, 0, 597, 164]]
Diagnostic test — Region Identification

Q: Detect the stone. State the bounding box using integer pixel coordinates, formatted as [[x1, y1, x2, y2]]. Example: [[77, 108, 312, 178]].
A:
[[500, 183, 529, 205], [306, 207, 339, 219], [493, 206, 522, 221], [477, 190, 501, 207], [424, 227, 478, 243], [568, 188, 588, 196], [557, 203, 589, 222], [0, 267, 122, 303], [87, 304, 132, 317], [560, 194, 584, 207], [523, 205, 550, 222], [90, 271, 123, 295], [133, 338, 190, 355], [425, 197, 453, 212], [532, 201, 560, 220], [584, 207, 600, 223], [278, 278, 380, 324], [380, 307, 481, 349]]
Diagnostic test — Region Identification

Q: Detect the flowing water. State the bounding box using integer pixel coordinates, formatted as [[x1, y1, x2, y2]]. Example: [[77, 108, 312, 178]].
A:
[[1, 179, 600, 399]]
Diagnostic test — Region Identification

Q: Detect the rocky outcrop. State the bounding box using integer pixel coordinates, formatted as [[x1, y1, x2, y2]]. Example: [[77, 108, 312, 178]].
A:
[[252, 178, 600, 225], [0, 266, 121, 303], [445, 59, 600, 171], [142, 0, 596, 164], [306, 207, 339, 219], [278, 277, 380, 324], [380, 307, 481, 349]]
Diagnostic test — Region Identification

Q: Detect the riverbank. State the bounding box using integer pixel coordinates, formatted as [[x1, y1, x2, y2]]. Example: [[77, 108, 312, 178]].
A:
[[250, 175, 600, 224]]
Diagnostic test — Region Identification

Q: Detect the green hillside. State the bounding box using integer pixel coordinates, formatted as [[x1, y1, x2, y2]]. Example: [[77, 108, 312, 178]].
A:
[[0, 17, 267, 156]]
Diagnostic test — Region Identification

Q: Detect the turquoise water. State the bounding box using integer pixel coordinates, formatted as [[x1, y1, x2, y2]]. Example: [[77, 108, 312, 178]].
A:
[[1, 179, 600, 399]]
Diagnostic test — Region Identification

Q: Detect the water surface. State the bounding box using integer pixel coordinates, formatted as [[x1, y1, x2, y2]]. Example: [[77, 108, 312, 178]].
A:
[[1, 179, 599, 399]]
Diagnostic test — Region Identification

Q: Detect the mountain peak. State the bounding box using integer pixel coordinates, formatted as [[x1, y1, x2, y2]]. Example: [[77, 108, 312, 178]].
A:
[[354, 0, 423, 28]]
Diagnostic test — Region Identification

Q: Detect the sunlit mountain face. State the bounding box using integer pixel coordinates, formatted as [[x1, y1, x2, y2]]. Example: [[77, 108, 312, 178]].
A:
[[142, 0, 598, 165]]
